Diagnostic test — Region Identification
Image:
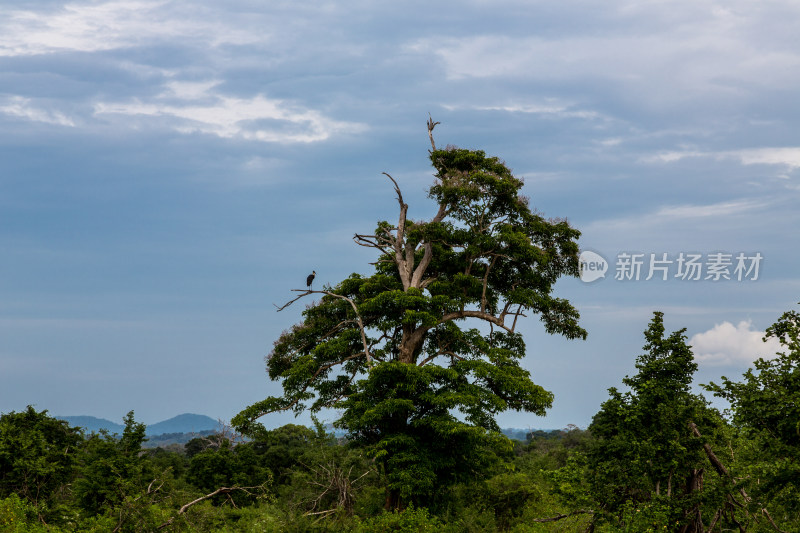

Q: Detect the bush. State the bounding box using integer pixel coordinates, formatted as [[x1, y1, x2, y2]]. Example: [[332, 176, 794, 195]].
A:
[[354, 506, 453, 533], [0, 494, 58, 533]]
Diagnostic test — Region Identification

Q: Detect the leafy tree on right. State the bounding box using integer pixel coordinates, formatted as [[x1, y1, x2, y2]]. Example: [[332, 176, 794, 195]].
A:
[[586, 312, 727, 532], [705, 304, 800, 530]]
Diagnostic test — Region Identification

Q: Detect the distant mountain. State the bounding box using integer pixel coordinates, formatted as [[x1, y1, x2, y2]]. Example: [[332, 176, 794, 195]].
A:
[[57, 415, 124, 434], [146, 413, 218, 435], [57, 413, 219, 436], [143, 430, 218, 448], [56, 415, 540, 443], [501, 428, 531, 441]]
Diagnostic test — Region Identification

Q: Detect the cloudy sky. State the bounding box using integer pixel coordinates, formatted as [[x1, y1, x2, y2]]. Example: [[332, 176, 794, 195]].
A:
[[2, 0, 799, 431]]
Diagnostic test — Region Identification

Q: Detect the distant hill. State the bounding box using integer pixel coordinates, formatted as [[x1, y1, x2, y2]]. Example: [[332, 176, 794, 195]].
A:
[[56, 415, 542, 444], [501, 428, 531, 441], [57, 413, 219, 436], [147, 413, 218, 435], [57, 415, 124, 434], [143, 429, 217, 448]]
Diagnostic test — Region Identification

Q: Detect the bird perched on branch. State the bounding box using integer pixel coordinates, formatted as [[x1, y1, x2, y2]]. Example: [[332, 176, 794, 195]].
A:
[[306, 271, 316, 289]]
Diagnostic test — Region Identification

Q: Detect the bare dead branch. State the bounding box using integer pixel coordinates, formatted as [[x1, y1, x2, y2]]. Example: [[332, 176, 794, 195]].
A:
[[274, 289, 314, 312], [299, 460, 375, 519], [689, 422, 731, 478], [689, 422, 789, 533], [762, 508, 789, 533], [382, 172, 404, 206], [379, 172, 412, 289], [427, 115, 440, 151], [158, 485, 267, 529], [440, 310, 515, 334]]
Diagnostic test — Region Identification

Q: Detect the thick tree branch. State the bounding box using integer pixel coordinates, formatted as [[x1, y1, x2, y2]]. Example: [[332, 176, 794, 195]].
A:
[[380, 172, 414, 290], [353, 233, 393, 256], [410, 242, 433, 288], [418, 349, 464, 367], [480, 254, 499, 313], [510, 304, 526, 332]]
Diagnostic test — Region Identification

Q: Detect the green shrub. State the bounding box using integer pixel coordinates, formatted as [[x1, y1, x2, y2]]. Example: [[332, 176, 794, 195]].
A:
[[354, 506, 453, 533]]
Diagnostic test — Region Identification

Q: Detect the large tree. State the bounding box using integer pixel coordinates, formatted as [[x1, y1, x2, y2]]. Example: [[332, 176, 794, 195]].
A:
[[233, 122, 586, 508]]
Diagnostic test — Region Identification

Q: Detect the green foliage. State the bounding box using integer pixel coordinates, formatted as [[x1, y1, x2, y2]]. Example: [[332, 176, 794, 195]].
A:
[[72, 411, 149, 515], [0, 494, 56, 533], [0, 406, 83, 509], [587, 312, 724, 528], [251, 424, 318, 485], [615, 499, 678, 532], [705, 305, 800, 521], [336, 361, 516, 508], [2, 397, 799, 531], [270, 424, 379, 518], [187, 440, 271, 500], [480, 472, 542, 528], [353, 506, 452, 533]]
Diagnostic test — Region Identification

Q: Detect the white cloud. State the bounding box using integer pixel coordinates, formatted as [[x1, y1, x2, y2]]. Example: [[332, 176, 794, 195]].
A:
[[690, 320, 781, 366], [643, 150, 708, 164], [735, 148, 800, 169], [585, 198, 768, 237], [654, 199, 767, 218], [0, 96, 75, 126], [161, 80, 223, 101], [408, 2, 800, 110], [94, 88, 366, 143], [645, 147, 800, 169], [0, 1, 260, 57], [446, 102, 604, 121]]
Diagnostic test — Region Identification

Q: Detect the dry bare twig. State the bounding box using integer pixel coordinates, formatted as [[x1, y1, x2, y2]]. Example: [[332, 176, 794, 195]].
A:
[[157, 484, 268, 530]]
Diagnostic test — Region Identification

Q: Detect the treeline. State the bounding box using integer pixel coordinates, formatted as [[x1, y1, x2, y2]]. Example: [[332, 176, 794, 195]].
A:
[[2, 408, 585, 532], [1, 309, 798, 532]]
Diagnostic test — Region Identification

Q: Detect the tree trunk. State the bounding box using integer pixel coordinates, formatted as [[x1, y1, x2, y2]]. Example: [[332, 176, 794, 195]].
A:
[[384, 488, 404, 511]]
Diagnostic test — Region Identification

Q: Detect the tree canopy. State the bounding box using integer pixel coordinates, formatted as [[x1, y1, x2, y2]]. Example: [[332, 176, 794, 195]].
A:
[[233, 123, 586, 507]]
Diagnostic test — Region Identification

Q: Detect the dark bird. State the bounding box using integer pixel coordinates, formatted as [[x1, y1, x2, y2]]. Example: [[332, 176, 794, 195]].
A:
[[306, 271, 316, 289]]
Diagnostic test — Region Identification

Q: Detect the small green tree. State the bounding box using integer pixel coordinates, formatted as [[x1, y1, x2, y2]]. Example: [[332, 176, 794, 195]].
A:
[[587, 312, 723, 531], [0, 407, 83, 517], [186, 440, 271, 505], [234, 122, 586, 509], [72, 411, 148, 515], [251, 424, 318, 486]]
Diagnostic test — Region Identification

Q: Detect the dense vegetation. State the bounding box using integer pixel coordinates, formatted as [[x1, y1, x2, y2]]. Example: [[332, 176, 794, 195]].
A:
[[2, 306, 799, 531], [3, 133, 797, 531]]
